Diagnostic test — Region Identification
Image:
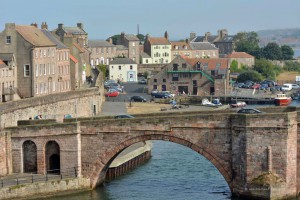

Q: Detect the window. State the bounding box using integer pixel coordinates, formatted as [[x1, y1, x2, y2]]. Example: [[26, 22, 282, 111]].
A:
[[44, 64, 46, 75], [36, 84, 38, 94], [163, 79, 166, 82], [24, 65, 30, 77], [6, 36, 11, 44], [130, 65, 133, 70], [154, 79, 157, 83], [173, 64, 178, 71], [132, 42, 135, 47], [146, 59, 148, 63], [119, 66, 121, 70], [172, 73, 179, 81], [52, 63, 55, 74], [182, 63, 187, 68], [40, 64, 43, 75], [35, 64, 38, 77]]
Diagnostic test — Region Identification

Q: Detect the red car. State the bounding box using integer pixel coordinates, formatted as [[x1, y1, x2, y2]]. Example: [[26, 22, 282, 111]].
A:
[[105, 91, 119, 97], [251, 84, 261, 89]]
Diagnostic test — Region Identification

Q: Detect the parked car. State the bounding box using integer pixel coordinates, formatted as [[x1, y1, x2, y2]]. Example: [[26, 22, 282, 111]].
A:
[[291, 84, 300, 89], [130, 96, 147, 102], [243, 81, 255, 88], [281, 84, 293, 91], [151, 92, 171, 98], [104, 80, 116, 89], [161, 91, 175, 97], [114, 114, 134, 119], [237, 83, 245, 88], [237, 108, 263, 114], [251, 84, 261, 89], [138, 79, 147, 84], [259, 84, 269, 90], [105, 90, 119, 97]]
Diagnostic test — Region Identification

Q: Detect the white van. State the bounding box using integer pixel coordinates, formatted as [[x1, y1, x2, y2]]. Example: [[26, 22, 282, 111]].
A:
[[281, 84, 293, 91]]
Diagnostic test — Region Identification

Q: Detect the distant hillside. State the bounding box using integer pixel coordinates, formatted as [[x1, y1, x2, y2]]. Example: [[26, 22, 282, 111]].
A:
[[257, 28, 300, 49]]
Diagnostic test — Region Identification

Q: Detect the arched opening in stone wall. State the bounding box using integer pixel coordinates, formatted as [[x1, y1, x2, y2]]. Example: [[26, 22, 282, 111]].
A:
[[22, 140, 37, 173], [90, 134, 232, 193], [45, 141, 60, 174]]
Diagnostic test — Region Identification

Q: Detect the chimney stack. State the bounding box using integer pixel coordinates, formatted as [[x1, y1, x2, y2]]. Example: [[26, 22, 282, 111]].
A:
[[77, 23, 83, 29], [41, 22, 48, 29], [31, 23, 38, 28]]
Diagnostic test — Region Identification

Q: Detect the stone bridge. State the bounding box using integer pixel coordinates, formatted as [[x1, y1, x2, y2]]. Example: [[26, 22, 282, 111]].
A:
[[3, 107, 300, 200]]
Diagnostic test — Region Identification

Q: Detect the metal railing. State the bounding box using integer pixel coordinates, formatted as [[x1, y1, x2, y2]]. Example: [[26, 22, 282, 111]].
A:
[[0, 167, 78, 188]]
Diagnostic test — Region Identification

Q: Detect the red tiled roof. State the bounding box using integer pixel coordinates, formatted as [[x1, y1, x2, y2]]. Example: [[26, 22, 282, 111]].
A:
[[0, 59, 7, 68], [182, 56, 228, 70], [69, 54, 78, 63], [148, 37, 170, 45], [72, 43, 85, 53], [226, 52, 254, 58], [16, 25, 55, 47]]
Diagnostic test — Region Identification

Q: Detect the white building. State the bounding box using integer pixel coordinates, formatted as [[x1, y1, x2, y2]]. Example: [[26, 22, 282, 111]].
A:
[[109, 58, 138, 82]]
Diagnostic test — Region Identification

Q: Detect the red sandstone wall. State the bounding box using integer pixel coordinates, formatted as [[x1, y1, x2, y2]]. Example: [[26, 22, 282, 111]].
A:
[[0, 87, 104, 129]]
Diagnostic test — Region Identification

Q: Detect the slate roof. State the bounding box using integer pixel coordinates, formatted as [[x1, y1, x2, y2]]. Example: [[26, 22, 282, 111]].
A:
[[116, 45, 128, 50], [125, 34, 139, 41], [190, 42, 218, 50], [191, 35, 235, 43], [170, 42, 191, 50], [148, 37, 171, 45], [0, 53, 14, 62], [192, 36, 218, 43], [0, 59, 8, 68], [41, 29, 68, 49], [140, 52, 151, 58], [62, 27, 87, 35], [110, 58, 137, 65], [226, 52, 254, 58], [16, 25, 56, 47], [88, 40, 115, 48]]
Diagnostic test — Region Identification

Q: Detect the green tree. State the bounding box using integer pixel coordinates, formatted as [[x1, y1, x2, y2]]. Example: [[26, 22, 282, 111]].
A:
[[96, 64, 108, 79], [110, 34, 120, 45], [281, 45, 294, 60], [262, 42, 282, 60], [136, 34, 145, 43], [253, 59, 281, 80], [230, 60, 239, 72], [237, 70, 263, 83], [234, 31, 260, 56]]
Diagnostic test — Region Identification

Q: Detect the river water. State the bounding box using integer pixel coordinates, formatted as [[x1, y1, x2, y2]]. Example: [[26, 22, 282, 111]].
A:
[[41, 102, 300, 200]]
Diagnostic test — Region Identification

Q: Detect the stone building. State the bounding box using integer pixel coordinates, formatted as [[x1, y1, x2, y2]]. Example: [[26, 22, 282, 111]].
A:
[[148, 55, 229, 96], [0, 23, 57, 98], [190, 29, 235, 57], [189, 42, 219, 58], [109, 58, 138, 82], [41, 28, 71, 94], [88, 40, 116, 66], [0, 57, 18, 102], [226, 51, 255, 68], [117, 32, 140, 64], [141, 32, 171, 64], [54, 23, 88, 47], [53, 23, 92, 88], [170, 41, 192, 60]]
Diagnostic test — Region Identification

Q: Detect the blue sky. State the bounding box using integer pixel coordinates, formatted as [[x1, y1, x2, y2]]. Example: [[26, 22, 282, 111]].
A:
[[1, 0, 299, 40]]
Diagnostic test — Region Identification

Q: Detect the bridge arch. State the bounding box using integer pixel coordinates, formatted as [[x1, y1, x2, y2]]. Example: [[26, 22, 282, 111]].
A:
[[22, 140, 37, 173], [89, 134, 232, 191]]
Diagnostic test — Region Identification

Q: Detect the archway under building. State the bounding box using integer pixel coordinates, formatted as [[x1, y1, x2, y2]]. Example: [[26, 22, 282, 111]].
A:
[[45, 141, 60, 174], [22, 140, 37, 173]]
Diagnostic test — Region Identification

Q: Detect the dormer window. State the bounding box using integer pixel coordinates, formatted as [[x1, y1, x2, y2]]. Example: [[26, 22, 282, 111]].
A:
[[6, 36, 11, 44]]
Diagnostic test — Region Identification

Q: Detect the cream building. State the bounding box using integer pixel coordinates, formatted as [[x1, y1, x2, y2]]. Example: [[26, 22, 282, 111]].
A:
[[141, 32, 171, 64], [109, 58, 138, 82]]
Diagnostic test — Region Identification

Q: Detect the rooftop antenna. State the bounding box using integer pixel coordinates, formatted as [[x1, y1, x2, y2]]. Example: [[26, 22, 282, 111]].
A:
[[137, 24, 139, 35]]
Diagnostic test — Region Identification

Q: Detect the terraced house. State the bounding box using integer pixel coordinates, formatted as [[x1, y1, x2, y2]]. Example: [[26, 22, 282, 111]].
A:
[[141, 32, 171, 64], [148, 55, 229, 96], [0, 23, 73, 98]]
